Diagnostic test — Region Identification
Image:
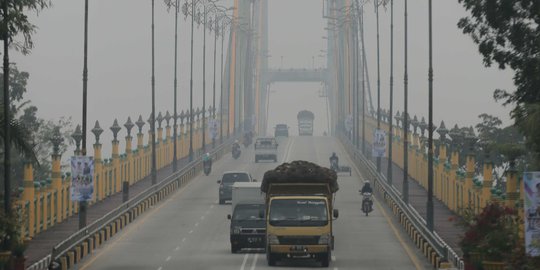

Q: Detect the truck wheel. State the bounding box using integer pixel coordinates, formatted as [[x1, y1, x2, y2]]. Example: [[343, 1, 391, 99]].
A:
[[320, 251, 330, 267], [231, 244, 239, 253], [267, 250, 277, 266]]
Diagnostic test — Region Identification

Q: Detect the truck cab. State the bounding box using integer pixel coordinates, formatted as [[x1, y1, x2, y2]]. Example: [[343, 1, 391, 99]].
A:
[[264, 183, 338, 267], [274, 124, 289, 137], [254, 137, 278, 163], [228, 201, 266, 253]]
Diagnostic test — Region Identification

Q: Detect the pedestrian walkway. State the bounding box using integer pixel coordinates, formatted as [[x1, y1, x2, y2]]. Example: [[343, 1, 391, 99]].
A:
[[373, 155, 465, 255], [25, 157, 192, 266]]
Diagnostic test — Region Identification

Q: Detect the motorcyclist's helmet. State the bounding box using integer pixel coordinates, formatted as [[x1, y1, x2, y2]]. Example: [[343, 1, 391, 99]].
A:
[[364, 180, 370, 186]]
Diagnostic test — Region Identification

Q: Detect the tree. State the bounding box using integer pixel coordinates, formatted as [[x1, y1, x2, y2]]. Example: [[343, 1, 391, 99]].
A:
[[0, 0, 52, 54], [457, 0, 540, 169]]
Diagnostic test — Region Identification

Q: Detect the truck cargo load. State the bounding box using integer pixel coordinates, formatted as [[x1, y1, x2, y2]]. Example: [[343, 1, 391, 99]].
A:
[[261, 161, 338, 193]]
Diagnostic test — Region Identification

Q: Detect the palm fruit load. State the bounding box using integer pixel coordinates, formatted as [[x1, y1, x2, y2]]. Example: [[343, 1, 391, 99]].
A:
[[261, 160, 339, 193]]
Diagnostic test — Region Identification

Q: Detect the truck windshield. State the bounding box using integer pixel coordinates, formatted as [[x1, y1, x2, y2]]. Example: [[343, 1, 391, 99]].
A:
[[269, 199, 328, 227], [233, 204, 265, 221]]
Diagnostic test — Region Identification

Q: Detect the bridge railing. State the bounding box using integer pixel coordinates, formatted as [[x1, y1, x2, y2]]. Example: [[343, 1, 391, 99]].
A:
[[339, 133, 463, 269]]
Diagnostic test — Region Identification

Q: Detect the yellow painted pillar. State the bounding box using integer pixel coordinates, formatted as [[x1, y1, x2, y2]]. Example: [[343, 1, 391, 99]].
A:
[[465, 154, 475, 209], [165, 124, 171, 165], [35, 185, 42, 234], [93, 143, 103, 201], [111, 138, 121, 193], [137, 132, 144, 182], [23, 162, 35, 237], [157, 126, 163, 168], [51, 150, 62, 225], [180, 123, 186, 159], [505, 164, 519, 208], [482, 162, 493, 207], [125, 135, 133, 184]]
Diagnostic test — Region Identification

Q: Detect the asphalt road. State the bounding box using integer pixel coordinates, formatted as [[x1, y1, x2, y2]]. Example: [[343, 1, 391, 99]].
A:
[[78, 136, 433, 270]]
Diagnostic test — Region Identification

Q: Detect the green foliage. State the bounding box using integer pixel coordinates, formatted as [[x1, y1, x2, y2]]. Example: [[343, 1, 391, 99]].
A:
[[457, 0, 540, 168], [0, 0, 52, 54], [1, 66, 73, 194]]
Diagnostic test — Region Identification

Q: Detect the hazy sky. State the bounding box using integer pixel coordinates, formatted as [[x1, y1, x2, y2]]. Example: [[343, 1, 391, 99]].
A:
[[12, 0, 514, 158]]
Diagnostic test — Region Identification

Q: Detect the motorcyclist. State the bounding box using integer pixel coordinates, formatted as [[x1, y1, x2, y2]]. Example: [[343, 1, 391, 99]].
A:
[[360, 181, 373, 194], [202, 152, 212, 167], [232, 140, 240, 151], [329, 152, 339, 170]]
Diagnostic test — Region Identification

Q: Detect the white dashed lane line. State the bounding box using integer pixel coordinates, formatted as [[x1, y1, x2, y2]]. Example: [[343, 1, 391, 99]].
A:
[[189, 230, 193, 234], [166, 256, 171, 262], [175, 246, 179, 251], [240, 254, 249, 270], [157, 267, 162, 270]]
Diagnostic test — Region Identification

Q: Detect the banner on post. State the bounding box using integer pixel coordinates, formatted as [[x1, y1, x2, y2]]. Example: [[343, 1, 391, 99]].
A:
[[372, 128, 386, 158], [524, 171, 540, 256], [70, 156, 94, 202], [208, 119, 219, 140]]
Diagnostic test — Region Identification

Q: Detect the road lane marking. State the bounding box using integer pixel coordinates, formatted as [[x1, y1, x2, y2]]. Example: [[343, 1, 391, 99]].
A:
[[175, 246, 180, 251], [201, 216, 205, 220], [332, 255, 336, 261], [157, 267, 162, 270], [249, 254, 258, 270], [343, 142, 424, 270], [240, 254, 249, 270], [79, 170, 199, 270], [189, 230, 193, 234], [195, 222, 199, 227], [210, 204, 215, 209], [166, 256, 171, 262], [283, 137, 294, 162], [182, 237, 186, 242]]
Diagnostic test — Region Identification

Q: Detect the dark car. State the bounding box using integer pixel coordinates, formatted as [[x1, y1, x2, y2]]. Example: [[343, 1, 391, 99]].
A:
[[228, 202, 266, 253], [274, 124, 289, 137], [217, 171, 253, 204]]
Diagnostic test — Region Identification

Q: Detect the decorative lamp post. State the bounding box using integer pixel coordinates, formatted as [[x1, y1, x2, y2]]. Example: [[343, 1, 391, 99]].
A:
[[125, 117, 134, 137], [72, 125, 83, 155], [136, 115, 145, 134], [110, 119, 122, 142], [411, 115, 419, 135], [51, 127, 64, 156], [91, 121, 104, 144]]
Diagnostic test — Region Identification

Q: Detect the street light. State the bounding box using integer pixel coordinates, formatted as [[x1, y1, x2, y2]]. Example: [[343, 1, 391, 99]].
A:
[[403, 0, 410, 204], [78, 0, 90, 229], [387, 0, 394, 185], [151, 0, 157, 185], [427, 0, 435, 232], [172, 0, 180, 172]]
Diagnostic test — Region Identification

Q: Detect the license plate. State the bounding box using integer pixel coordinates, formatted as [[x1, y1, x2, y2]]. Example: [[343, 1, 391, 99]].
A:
[[248, 237, 260, 243], [291, 245, 306, 251]]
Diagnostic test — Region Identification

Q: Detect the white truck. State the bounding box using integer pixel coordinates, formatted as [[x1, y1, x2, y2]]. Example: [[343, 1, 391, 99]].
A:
[[297, 110, 314, 136], [254, 137, 278, 163], [228, 182, 266, 253], [231, 182, 264, 210]]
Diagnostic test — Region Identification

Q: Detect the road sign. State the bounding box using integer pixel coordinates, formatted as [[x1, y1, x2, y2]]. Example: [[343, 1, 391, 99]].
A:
[[372, 129, 386, 158]]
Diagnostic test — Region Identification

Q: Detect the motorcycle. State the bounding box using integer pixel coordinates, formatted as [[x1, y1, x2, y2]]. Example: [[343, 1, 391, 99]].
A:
[[203, 160, 212, 176], [361, 192, 373, 216], [232, 145, 241, 159]]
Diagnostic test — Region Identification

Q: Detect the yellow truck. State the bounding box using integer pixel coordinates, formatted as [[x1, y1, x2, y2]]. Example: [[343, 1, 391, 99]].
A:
[[261, 161, 339, 267]]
